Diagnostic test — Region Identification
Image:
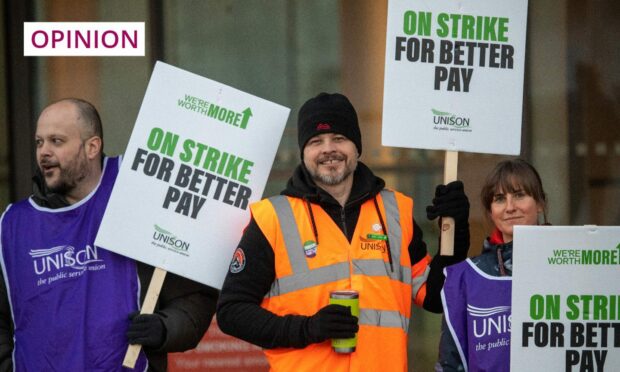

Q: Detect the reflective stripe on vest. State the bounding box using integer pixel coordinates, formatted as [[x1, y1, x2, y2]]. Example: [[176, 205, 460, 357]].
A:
[[412, 266, 430, 295], [381, 189, 413, 288], [268, 195, 310, 274], [381, 189, 401, 260], [265, 191, 410, 333], [359, 308, 410, 330], [268, 261, 350, 297], [266, 190, 409, 297], [352, 259, 411, 284]]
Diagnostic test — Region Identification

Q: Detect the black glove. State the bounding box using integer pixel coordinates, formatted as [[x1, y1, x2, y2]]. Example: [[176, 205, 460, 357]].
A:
[[126, 312, 166, 349], [425, 180, 469, 224], [426, 180, 470, 260], [306, 304, 359, 344]]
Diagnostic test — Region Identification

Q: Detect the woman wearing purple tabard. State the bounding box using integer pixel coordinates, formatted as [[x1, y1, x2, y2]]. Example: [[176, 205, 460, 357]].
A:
[[436, 159, 549, 372]]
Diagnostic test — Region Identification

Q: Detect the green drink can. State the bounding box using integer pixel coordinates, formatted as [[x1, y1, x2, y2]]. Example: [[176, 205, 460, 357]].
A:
[[329, 289, 359, 353]]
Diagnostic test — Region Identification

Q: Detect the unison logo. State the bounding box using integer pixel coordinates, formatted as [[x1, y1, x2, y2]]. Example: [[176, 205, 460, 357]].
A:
[[432, 108, 471, 128], [24, 22, 145, 56], [467, 304, 512, 338], [152, 224, 190, 254], [29, 245, 103, 275]]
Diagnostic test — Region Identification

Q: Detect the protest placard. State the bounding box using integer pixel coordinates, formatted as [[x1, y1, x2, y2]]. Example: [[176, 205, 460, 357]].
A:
[[511, 226, 620, 371], [383, 0, 528, 155], [96, 61, 289, 288], [95, 61, 289, 366], [382, 0, 528, 253]]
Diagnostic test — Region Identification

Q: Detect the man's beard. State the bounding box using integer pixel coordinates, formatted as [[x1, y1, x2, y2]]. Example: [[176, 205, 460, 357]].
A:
[[41, 146, 90, 195], [307, 153, 357, 186]]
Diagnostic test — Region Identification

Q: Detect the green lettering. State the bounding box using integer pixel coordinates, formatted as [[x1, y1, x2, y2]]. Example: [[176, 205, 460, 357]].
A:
[[566, 295, 579, 320], [450, 14, 462, 38], [403, 11, 432, 36], [545, 295, 560, 320], [476, 15, 483, 40], [179, 139, 195, 162], [238, 160, 254, 184], [436, 13, 450, 37], [217, 107, 228, 121], [193, 143, 208, 166], [602, 250, 610, 264], [203, 147, 221, 172], [225, 110, 236, 124], [461, 15, 475, 39], [594, 295, 608, 320], [530, 294, 545, 320], [146, 128, 178, 157], [207, 104, 220, 119], [147, 127, 164, 151], [216, 152, 229, 174], [232, 112, 242, 127], [483, 16, 498, 41], [160, 131, 179, 157], [580, 295, 593, 320], [498, 17, 509, 42], [224, 155, 242, 181], [530, 294, 560, 320]]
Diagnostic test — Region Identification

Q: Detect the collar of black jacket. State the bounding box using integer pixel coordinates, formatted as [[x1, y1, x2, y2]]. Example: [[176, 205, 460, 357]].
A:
[[281, 161, 385, 208], [482, 238, 513, 261], [31, 167, 71, 208], [30, 154, 106, 209]]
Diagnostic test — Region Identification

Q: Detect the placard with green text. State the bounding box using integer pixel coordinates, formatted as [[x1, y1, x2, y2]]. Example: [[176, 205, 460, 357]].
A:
[[382, 0, 528, 155], [511, 226, 620, 371], [95, 61, 290, 288]]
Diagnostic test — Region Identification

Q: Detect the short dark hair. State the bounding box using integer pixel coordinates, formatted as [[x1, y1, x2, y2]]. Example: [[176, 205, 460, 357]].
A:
[[481, 159, 548, 223]]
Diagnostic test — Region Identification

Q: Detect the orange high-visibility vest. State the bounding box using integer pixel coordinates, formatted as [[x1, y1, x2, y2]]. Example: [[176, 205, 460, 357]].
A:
[[251, 190, 431, 372]]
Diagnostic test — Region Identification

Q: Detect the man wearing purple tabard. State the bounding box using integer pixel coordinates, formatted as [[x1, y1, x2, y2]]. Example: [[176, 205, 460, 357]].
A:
[[0, 99, 218, 371]]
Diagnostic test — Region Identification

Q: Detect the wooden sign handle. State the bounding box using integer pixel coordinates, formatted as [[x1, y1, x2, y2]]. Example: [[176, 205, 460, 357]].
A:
[[440, 151, 459, 256], [123, 267, 167, 368]]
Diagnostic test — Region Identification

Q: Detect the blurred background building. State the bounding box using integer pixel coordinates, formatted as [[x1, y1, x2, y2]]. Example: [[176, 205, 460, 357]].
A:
[[1, 1, 619, 371]]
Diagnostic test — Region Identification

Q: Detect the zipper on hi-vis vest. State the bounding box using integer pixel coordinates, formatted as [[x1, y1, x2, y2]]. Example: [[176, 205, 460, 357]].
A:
[[341, 207, 354, 284], [340, 208, 348, 238]]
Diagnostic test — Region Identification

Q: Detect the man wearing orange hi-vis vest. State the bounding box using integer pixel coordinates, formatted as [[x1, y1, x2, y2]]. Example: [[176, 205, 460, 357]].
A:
[[216, 93, 470, 371]]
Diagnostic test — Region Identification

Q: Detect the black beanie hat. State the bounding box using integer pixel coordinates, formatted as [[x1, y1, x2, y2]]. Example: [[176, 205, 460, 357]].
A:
[[297, 92, 362, 155]]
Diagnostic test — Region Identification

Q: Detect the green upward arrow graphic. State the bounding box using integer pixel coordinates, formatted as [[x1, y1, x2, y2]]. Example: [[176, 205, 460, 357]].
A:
[[240, 107, 253, 129]]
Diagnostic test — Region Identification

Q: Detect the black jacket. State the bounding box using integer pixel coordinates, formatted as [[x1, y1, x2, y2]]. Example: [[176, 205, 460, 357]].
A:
[[0, 163, 219, 372], [135, 264, 219, 371], [216, 162, 458, 349]]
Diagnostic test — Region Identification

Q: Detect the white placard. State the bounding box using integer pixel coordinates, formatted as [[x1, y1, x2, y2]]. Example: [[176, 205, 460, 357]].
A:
[[382, 0, 528, 155], [95, 61, 290, 288], [511, 226, 620, 371]]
